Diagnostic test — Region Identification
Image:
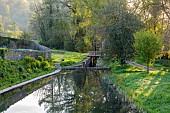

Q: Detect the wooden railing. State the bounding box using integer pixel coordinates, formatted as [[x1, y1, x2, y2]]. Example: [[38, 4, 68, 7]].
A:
[[88, 51, 101, 57]]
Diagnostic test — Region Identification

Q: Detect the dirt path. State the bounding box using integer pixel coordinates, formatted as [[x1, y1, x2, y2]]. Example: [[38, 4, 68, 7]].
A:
[[126, 61, 158, 71], [127, 61, 170, 74]]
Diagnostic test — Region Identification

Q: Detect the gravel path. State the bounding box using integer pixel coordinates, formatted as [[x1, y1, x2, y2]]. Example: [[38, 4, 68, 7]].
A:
[[127, 61, 170, 74], [126, 61, 158, 71]]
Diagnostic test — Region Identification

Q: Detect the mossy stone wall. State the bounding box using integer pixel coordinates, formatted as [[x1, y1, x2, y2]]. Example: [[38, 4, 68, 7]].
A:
[[5, 49, 51, 60]]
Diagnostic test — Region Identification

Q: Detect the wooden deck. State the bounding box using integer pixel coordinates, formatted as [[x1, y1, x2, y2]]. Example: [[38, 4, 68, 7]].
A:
[[88, 51, 101, 57]]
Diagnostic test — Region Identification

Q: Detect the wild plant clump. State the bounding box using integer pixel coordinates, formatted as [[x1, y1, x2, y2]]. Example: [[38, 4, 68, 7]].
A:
[[24, 56, 52, 72], [37, 56, 44, 62], [0, 56, 53, 90]]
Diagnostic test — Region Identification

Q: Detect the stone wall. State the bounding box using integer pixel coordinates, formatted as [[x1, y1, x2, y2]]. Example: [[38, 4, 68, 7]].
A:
[[0, 36, 51, 60], [5, 49, 51, 60]]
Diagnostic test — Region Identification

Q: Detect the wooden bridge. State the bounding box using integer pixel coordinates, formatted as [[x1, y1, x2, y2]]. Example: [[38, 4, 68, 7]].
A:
[[58, 51, 109, 71], [88, 51, 101, 57]]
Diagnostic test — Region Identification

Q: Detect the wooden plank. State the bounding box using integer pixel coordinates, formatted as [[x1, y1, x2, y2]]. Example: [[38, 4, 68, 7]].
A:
[[88, 51, 101, 57]]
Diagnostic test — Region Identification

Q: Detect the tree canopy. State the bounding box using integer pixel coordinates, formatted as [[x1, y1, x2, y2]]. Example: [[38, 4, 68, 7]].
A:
[[134, 30, 162, 73], [28, 0, 170, 65]]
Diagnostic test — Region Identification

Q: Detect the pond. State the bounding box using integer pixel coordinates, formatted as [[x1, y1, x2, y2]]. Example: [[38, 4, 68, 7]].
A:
[[0, 70, 131, 113]]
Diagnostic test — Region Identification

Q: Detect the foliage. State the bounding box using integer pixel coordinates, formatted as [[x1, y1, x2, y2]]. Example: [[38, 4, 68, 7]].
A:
[[155, 59, 170, 69], [0, 57, 54, 90], [37, 56, 44, 62], [0, 36, 33, 49], [41, 61, 51, 70], [24, 56, 35, 63], [0, 16, 4, 33], [134, 30, 162, 73], [31, 62, 37, 69], [64, 39, 75, 51], [109, 62, 170, 113], [104, 10, 143, 65], [128, 0, 170, 52], [30, 0, 70, 49], [0, 48, 7, 59], [19, 31, 33, 40]]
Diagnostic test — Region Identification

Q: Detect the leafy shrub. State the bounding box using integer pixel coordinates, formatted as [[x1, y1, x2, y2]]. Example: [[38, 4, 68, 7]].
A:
[[108, 61, 120, 71], [26, 64, 31, 69], [64, 39, 75, 51], [168, 50, 170, 59], [47, 58, 52, 63], [0, 48, 7, 59], [27, 68, 32, 73], [162, 60, 170, 67], [34, 68, 41, 73], [24, 56, 34, 63], [43, 66, 51, 71], [18, 67, 23, 72], [155, 59, 170, 67], [41, 61, 50, 68], [31, 62, 37, 69], [35, 60, 41, 68], [37, 56, 44, 62]]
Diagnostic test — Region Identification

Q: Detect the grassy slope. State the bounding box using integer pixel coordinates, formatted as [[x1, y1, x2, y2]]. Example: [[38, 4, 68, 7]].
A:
[[0, 50, 87, 90], [0, 59, 54, 90], [52, 50, 87, 66], [108, 62, 170, 113]]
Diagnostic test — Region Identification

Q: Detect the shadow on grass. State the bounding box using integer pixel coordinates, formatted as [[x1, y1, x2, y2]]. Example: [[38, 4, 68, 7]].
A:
[[112, 65, 170, 113], [135, 71, 170, 113]]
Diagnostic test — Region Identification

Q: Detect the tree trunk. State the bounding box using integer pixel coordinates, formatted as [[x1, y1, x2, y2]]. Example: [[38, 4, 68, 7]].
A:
[[147, 60, 149, 73]]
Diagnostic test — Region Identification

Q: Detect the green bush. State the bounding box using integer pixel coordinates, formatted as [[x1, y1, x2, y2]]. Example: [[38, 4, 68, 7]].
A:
[[43, 66, 51, 71], [0, 48, 7, 59], [34, 68, 41, 73], [18, 67, 24, 72], [24, 56, 34, 63], [64, 39, 75, 51], [27, 68, 32, 73], [162, 60, 170, 67], [26, 63, 31, 69], [168, 50, 170, 59], [41, 61, 50, 68], [35, 60, 41, 68], [37, 56, 44, 62], [31, 62, 37, 69], [41, 61, 51, 70]]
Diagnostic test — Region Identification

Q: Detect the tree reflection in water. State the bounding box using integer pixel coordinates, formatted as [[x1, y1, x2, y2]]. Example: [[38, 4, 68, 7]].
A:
[[34, 70, 129, 113]]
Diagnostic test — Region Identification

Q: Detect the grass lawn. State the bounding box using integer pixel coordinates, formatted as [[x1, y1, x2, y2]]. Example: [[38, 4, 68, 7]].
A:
[[52, 50, 87, 66], [153, 59, 170, 72], [108, 62, 170, 113]]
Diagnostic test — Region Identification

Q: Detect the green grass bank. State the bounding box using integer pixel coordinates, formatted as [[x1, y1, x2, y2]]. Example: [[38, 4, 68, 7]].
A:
[[0, 50, 87, 90], [107, 62, 170, 113]]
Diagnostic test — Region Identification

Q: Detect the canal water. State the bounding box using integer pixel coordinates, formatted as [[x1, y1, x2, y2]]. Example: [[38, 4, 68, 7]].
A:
[[0, 70, 131, 113]]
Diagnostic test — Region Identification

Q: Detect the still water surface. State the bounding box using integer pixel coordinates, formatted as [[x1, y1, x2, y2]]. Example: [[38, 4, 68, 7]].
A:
[[0, 70, 130, 113]]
